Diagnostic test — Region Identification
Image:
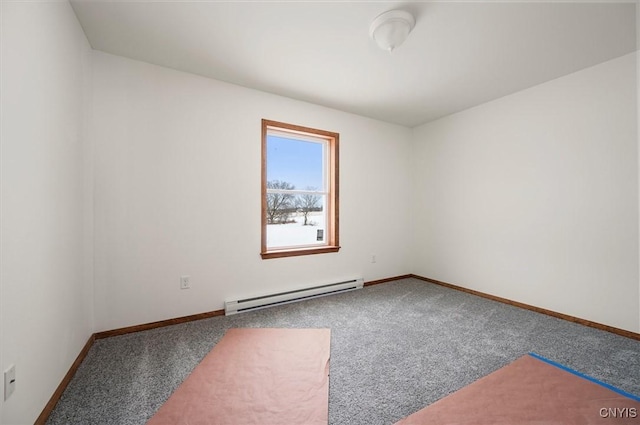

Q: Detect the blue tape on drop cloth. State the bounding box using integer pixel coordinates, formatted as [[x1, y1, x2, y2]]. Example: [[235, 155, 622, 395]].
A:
[[528, 352, 640, 402]]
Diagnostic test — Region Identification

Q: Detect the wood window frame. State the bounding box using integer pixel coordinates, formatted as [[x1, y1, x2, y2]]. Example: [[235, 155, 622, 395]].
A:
[[261, 119, 340, 259]]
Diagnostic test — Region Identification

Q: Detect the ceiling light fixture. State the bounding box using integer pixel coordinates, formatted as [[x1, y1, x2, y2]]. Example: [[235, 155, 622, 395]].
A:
[[369, 10, 415, 52]]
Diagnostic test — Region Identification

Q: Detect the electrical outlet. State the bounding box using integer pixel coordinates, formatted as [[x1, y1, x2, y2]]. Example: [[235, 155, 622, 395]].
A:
[[4, 364, 15, 401], [180, 275, 191, 289], [371, 255, 377, 263]]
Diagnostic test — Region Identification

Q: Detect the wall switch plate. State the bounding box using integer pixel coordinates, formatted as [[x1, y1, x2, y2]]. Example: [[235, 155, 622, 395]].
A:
[[180, 275, 191, 289], [4, 365, 15, 401], [371, 255, 377, 263]]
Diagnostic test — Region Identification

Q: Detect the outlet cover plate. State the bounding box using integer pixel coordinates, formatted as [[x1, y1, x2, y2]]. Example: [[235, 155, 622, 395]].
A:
[[180, 275, 191, 289], [4, 364, 15, 400]]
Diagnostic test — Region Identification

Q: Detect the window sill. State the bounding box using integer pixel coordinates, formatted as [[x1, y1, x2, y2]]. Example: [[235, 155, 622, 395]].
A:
[[261, 246, 340, 259]]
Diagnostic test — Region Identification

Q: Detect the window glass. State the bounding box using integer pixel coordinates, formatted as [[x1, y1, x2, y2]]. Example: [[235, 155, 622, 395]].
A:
[[261, 120, 339, 259]]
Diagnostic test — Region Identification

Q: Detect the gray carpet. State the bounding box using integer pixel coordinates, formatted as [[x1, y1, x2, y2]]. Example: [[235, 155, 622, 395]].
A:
[[46, 278, 640, 425]]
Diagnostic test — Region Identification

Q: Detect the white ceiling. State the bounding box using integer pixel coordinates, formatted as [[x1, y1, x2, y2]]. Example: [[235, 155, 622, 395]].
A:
[[70, 1, 637, 127]]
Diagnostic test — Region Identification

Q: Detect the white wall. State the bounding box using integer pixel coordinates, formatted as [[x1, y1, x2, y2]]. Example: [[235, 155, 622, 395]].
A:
[[412, 52, 639, 333], [0, 1, 94, 423], [91, 51, 412, 332]]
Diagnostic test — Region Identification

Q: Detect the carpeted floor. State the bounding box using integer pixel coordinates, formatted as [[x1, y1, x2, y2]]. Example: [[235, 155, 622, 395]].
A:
[[47, 278, 640, 425]]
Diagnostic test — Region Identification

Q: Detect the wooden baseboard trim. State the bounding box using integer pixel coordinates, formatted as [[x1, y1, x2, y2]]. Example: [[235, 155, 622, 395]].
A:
[[42, 272, 636, 424], [410, 274, 640, 341], [94, 309, 225, 340], [36, 309, 226, 423], [97, 276, 414, 339], [35, 334, 95, 425], [364, 274, 413, 287], [34, 275, 406, 423]]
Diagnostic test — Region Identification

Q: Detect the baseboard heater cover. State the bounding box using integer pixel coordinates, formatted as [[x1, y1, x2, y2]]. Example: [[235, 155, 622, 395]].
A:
[[225, 278, 364, 315]]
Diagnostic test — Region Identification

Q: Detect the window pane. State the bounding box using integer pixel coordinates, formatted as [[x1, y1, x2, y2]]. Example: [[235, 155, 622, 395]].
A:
[[267, 135, 324, 190], [261, 119, 338, 259], [267, 195, 326, 249]]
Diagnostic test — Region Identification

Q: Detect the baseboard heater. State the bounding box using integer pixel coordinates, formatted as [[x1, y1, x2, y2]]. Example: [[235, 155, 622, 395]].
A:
[[225, 278, 364, 315]]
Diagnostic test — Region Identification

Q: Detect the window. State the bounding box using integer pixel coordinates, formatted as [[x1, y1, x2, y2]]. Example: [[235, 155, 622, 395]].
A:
[[261, 119, 339, 259]]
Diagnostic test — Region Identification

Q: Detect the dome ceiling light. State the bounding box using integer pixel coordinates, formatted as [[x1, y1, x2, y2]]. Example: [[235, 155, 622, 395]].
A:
[[369, 9, 415, 52]]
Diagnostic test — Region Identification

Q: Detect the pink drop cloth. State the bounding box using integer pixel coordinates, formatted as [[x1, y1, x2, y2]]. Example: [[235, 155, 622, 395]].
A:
[[147, 328, 331, 425]]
